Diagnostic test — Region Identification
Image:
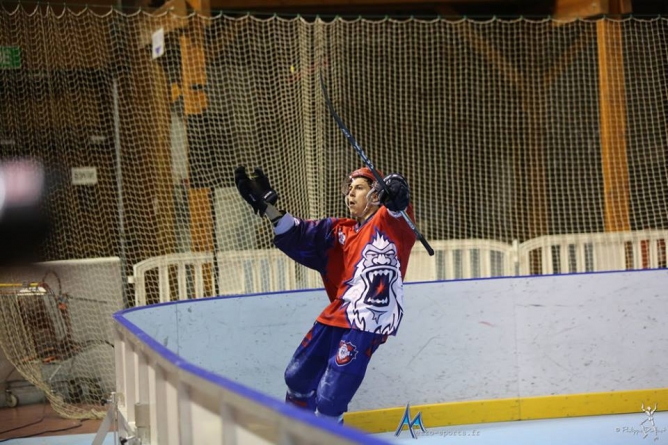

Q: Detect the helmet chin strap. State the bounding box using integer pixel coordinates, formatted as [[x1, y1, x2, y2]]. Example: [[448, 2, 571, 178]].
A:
[[366, 188, 380, 207]]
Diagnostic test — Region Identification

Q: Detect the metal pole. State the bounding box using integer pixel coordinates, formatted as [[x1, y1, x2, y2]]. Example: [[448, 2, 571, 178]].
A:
[[113, 79, 129, 307]]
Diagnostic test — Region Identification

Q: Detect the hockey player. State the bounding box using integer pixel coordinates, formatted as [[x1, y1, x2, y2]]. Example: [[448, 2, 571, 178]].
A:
[[234, 165, 415, 423]]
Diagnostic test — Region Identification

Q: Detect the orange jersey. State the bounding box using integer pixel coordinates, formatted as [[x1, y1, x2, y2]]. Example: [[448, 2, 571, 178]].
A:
[[274, 205, 415, 335]]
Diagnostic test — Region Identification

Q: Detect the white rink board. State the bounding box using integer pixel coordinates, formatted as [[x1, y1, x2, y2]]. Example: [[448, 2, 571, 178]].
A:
[[122, 269, 668, 412]]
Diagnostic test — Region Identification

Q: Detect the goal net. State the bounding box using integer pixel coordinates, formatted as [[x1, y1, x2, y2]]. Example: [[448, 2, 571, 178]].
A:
[[0, 260, 121, 419], [1, 8, 667, 417]]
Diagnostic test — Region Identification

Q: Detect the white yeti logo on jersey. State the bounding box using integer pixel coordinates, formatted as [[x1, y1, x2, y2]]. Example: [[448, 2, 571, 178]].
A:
[[342, 232, 403, 335]]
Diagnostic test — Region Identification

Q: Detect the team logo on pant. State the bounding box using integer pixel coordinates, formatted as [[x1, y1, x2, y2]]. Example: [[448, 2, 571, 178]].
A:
[[335, 341, 357, 366]]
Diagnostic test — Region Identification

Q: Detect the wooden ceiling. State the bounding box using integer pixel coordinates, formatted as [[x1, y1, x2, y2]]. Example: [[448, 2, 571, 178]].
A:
[[128, 0, 668, 21], [4, 0, 667, 18], [190, 0, 539, 17], [136, 0, 587, 18]]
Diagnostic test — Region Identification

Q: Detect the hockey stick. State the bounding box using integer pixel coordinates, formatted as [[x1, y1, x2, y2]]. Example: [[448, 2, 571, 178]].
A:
[[319, 73, 434, 256]]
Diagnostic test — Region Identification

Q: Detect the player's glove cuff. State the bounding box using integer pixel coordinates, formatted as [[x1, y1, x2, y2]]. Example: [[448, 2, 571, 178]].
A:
[[273, 212, 296, 235]]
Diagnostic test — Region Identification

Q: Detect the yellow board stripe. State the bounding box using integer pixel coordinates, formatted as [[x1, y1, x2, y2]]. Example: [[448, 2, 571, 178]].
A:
[[0, 282, 41, 288], [344, 388, 668, 433]]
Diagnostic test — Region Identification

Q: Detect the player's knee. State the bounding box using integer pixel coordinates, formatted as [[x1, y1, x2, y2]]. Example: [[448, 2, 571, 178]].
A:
[[284, 365, 301, 391], [284, 362, 312, 394]]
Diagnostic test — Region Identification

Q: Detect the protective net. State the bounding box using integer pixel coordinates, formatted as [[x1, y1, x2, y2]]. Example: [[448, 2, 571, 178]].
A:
[[0, 261, 121, 419], [1, 8, 668, 417]]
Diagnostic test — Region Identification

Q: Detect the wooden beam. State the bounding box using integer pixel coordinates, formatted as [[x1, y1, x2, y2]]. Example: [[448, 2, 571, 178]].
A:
[[118, 42, 176, 288], [137, 0, 188, 47], [188, 187, 215, 296], [151, 0, 187, 15], [151, 62, 177, 257], [179, 0, 214, 293], [206, 0, 508, 8], [553, 0, 632, 20], [454, 22, 523, 88], [180, 28, 207, 115], [597, 19, 630, 232], [544, 32, 593, 86], [553, 0, 607, 20], [188, 189, 214, 253], [186, 0, 211, 15], [609, 0, 632, 15]]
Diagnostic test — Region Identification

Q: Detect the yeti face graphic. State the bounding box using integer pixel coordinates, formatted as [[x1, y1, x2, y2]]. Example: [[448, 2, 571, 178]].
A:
[[342, 232, 404, 335]]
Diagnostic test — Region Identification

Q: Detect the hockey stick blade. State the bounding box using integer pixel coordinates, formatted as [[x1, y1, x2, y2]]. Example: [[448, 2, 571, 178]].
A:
[[319, 73, 434, 256]]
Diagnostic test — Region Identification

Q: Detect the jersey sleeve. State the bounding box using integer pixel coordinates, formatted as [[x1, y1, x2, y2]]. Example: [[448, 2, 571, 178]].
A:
[[273, 216, 337, 273], [380, 204, 417, 275], [380, 204, 416, 236]]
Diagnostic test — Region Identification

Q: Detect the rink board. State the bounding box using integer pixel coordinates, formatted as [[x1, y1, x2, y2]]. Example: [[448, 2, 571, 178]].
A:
[[121, 268, 668, 432]]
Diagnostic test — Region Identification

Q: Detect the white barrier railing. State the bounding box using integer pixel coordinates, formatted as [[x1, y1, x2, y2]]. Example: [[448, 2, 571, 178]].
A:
[[405, 239, 517, 282], [134, 252, 214, 306], [113, 309, 389, 445], [134, 250, 321, 305], [132, 230, 668, 305], [518, 230, 668, 275]]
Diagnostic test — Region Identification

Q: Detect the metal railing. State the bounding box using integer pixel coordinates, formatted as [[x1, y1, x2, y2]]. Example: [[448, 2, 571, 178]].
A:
[[132, 230, 668, 306]]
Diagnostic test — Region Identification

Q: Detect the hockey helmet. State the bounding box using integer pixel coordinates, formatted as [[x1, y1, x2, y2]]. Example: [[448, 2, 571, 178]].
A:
[[349, 167, 382, 183], [342, 167, 383, 201]]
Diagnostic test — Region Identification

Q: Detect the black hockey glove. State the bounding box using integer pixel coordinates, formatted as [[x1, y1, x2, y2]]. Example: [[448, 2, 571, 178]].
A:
[[250, 167, 278, 206], [234, 166, 278, 217], [377, 173, 410, 212]]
